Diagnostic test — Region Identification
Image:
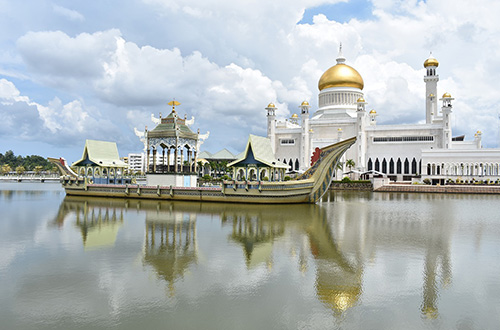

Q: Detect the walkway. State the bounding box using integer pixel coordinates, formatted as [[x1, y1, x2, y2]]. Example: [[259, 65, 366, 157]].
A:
[[375, 184, 500, 194]]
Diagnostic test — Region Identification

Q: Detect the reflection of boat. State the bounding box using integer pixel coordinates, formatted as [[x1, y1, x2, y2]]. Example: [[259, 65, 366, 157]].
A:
[[49, 137, 355, 204]]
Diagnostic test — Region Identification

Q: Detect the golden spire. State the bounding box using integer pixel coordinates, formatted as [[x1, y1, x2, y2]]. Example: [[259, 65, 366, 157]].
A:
[[168, 100, 181, 112]]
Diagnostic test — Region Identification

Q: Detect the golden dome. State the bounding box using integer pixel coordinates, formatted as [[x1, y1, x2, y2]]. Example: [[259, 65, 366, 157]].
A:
[[356, 97, 365, 103], [301, 101, 310, 106], [318, 63, 364, 91], [369, 109, 377, 114], [267, 102, 276, 108], [477, 130, 482, 134], [424, 54, 439, 68], [291, 114, 298, 118], [442, 92, 452, 98]]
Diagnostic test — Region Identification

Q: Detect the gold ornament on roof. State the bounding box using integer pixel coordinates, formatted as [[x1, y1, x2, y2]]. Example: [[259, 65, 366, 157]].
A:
[[442, 92, 452, 98], [301, 101, 310, 106], [369, 109, 377, 114], [318, 44, 364, 91], [267, 102, 276, 108], [168, 100, 181, 112], [291, 114, 298, 118], [357, 97, 366, 103]]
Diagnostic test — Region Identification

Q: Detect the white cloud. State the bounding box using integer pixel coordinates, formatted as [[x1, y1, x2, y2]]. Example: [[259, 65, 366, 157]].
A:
[[52, 5, 85, 22], [2, 0, 500, 156]]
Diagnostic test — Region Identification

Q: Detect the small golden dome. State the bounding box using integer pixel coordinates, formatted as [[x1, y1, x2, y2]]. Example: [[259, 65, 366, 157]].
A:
[[267, 102, 276, 108], [477, 130, 482, 134], [429, 93, 435, 98], [301, 101, 310, 106], [318, 63, 364, 91], [291, 114, 298, 118], [337, 128, 342, 131], [356, 97, 365, 103], [442, 92, 452, 98], [369, 109, 377, 114], [424, 54, 439, 68]]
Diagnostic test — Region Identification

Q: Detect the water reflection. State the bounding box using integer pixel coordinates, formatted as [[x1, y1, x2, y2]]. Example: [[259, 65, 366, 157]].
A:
[[144, 204, 198, 295], [53, 194, 457, 318]]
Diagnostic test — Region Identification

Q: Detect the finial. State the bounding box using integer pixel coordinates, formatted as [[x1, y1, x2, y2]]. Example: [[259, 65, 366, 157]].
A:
[[336, 42, 346, 64], [159, 112, 162, 119], [168, 99, 181, 112]]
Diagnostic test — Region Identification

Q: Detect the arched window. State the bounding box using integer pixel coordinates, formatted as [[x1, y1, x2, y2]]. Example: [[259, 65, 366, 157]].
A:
[[288, 159, 293, 170], [412, 158, 417, 174], [368, 158, 373, 171], [382, 158, 387, 173], [404, 158, 409, 174], [397, 158, 402, 174], [389, 158, 395, 174], [375, 158, 380, 172], [295, 159, 299, 170]]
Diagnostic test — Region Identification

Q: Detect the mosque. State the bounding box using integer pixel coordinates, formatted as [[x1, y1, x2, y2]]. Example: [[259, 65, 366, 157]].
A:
[[267, 48, 500, 183]]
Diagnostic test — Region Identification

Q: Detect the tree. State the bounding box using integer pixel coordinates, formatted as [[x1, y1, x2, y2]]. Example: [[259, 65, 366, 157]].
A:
[[15, 165, 26, 175], [1, 164, 12, 175], [346, 159, 356, 179], [34, 166, 43, 175]]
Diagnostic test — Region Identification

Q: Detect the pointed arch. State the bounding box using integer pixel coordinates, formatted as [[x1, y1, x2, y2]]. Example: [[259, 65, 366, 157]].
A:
[[295, 159, 299, 171], [389, 158, 395, 174], [397, 158, 402, 174], [411, 158, 417, 174], [382, 158, 387, 174], [375, 158, 380, 172], [404, 158, 409, 174], [368, 158, 373, 171]]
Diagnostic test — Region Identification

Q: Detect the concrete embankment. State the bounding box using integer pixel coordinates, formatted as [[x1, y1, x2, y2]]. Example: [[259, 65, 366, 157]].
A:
[[331, 181, 373, 191], [375, 184, 500, 194]]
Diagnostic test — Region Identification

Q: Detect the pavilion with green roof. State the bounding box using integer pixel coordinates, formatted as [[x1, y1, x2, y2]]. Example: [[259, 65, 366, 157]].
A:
[[72, 139, 128, 184], [228, 135, 288, 181]]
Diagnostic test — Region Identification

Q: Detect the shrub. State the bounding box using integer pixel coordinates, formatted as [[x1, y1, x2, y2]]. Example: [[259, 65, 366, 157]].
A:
[[423, 178, 431, 185], [341, 176, 352, 183], [284, 176, 291, 181], [263, 176, 269, 181], [202, 174, 212, 181]]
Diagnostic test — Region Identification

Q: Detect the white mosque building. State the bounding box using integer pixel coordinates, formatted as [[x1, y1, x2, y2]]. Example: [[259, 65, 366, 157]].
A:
[[267, 49, 500, 184]]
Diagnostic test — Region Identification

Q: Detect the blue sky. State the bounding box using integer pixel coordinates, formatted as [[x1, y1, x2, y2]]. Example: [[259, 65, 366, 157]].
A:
[[1, 0, 500, 162]]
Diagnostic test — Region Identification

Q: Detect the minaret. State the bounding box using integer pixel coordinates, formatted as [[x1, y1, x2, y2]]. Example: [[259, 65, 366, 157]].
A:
[[440, 92, 454, 149], [266, 103, 277, 153], [424, 53, 439, 124], [356, 97, 367, 171], [299, 101, 311, 171]]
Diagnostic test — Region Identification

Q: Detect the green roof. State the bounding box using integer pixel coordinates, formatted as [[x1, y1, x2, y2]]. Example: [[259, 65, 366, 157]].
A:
[[72, 140, 127, 168], [210, 148, 236, 160], [147, 111, 198, 140], [228, 135, 288, 169]]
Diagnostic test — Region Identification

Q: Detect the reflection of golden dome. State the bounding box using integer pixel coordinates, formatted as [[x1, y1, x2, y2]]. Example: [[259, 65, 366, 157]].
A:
[[442, 92, 452, 98], [267, 103, 276, 108], [318, 63, 364, 91], [356, 97, 365, 103], [317, 284, 361, 313], [301, 101, 310, 106], [424, 54, 439, 68], [291, 114, 298, 118]]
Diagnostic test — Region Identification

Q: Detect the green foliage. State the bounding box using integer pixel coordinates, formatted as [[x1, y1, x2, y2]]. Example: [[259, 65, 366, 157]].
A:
[[15, 165, 26, 175], [423, 178, 431, 185], [0, 150, 53, 171], [221, 175, 230, 180], [202, 174, 212, 181], [284, 176, 291, 181], [263, 176, 269, 181], [341, 176, 352, 183]]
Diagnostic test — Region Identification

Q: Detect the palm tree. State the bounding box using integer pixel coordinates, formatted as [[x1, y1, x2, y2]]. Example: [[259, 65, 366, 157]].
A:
[[1, 164, 12, 175], [34, 165, 43, 176], [15, 165, 26, 175], [346, 159, 356, 179]]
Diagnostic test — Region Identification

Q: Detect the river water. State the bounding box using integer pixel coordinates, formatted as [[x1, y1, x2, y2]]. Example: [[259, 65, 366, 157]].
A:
[[1, 182, 499, 329]]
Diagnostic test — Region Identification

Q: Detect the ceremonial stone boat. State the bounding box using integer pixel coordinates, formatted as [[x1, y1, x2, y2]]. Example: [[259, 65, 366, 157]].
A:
[[49, 137, 355, 204]]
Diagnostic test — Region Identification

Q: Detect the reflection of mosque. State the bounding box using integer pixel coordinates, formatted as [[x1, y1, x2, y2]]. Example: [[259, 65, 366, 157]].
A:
[[143, 204, 197, 294], [53, 195, 454, 317], [326, 192, 453, 318]]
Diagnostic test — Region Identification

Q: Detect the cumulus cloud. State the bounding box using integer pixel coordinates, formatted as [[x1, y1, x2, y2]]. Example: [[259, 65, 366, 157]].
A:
[[0, 78, 120, 148], [3, 0, 500, 156]]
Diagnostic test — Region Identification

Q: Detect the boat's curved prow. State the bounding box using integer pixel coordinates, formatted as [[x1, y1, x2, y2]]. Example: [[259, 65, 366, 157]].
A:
[[298, 137, 356, 203], [48, 157, 79, 178]]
